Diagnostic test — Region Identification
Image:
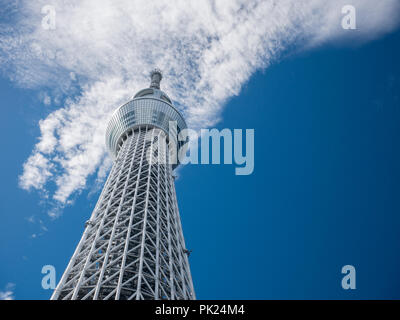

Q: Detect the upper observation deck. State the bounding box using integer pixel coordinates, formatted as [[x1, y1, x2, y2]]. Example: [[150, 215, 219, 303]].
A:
[[105, 69, 187, 163]]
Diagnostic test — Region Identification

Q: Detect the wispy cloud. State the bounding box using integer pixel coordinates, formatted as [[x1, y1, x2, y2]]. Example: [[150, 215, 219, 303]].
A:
[[0, 1, 398, 211], [25, 214, 49, 236], [0, 283, 15, 300]]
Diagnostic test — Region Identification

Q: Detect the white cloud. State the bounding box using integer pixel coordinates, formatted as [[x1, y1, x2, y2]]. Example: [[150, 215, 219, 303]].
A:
[[0, 1, 398, 210], [41, 92, 51, 106], [0, 283, 15, 300], [19, 152, 53, 192]]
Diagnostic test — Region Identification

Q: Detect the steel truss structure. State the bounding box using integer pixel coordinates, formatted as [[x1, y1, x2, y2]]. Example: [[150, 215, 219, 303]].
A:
[[51, 71, 195, 300]]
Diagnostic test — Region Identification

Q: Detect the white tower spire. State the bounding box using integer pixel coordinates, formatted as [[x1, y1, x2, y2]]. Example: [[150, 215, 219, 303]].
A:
[[150, 68, 163, 89], [51, 71, 195, 300]]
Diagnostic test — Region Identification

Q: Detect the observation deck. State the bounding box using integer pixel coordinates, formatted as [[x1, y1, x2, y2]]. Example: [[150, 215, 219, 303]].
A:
[[105, 70, 187, 164]]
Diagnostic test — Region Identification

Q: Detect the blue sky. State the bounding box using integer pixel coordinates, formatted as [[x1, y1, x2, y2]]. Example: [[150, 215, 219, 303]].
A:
[[1, 1, 400, 299]]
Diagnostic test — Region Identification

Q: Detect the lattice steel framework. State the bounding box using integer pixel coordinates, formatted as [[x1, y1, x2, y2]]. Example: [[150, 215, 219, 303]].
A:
[[51, 71, 195, 300]]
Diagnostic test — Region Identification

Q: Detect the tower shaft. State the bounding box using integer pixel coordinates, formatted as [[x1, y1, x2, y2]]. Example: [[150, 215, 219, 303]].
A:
[[51, 126, 195, 300]]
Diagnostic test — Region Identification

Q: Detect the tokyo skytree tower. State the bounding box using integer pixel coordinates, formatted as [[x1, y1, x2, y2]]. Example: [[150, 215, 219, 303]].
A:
[[51, 70, 195, 300]]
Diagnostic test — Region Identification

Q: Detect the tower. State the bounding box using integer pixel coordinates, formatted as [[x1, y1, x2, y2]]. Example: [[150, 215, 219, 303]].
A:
[[51, 70, 195, 300]]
